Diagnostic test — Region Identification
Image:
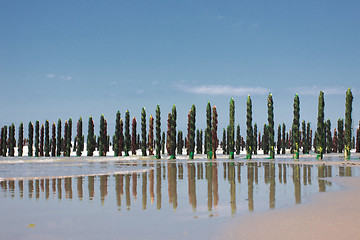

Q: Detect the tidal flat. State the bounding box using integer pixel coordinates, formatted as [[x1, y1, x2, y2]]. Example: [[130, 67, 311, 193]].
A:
[[0, 153, 359, 240]]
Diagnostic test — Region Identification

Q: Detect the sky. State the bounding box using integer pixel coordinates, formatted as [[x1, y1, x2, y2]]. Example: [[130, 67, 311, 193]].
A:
[[0, 0, 359, 137]]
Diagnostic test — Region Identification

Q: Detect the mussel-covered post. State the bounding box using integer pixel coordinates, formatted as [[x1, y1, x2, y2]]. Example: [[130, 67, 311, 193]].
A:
[[236, 124, 241, 155], [76, 117, 84, 156], [326, 119, 332, 153], [148, 115, 154, 155], [28, 122, 33, 156], [267, 93, 275, 159], [337, 118, 344, 153], [205, 102, 212, 159], [281, 123, 286, 154], [212, 106, 218, 158], [114, 111, 121, 156], [171, 105, 177, 158], [40, 124, 44, 156], [187, 105, 196, 159], [141, 108, 147, 156], [124, 110, 131, 156], [99, 115, 107, 156], [9, 124, 15, 157], [57, 119, 62, 156], [316, 91, 325, 159], [2, 126, 7, 156], [253, 123, 257, 155], [246, 95, 253, 159], [87, 116, 95, 156], [229, 98, 235, 159], [45, 120, 50, 157], [18, 122, 23, 157], [345, 88, 353, 159], [67, 118, 72, 157], [51, 122, 56, 157], [292, 94, 300, 159], [155, 105, 161, 159], [277, 124, 281, 154], [131, 117, 137, 155], [35, 120, 40, 157]]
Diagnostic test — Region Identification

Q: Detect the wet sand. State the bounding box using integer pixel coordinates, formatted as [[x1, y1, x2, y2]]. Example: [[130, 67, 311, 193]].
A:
[[218, 176, 360, 240]]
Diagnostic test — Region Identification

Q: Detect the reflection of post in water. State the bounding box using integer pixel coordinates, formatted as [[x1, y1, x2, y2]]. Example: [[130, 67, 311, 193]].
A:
[[229, 162, 236, 215], [205, 163, 213, 212], [100, 175, 108, 205], [278, 164, 282, 183], [149, 169, 154, 204], [57, 178, 62, 199], [65, 177, 72, 199], [317, 165, 333, 188], [77, 177, 83, 200], [213, 163, 219, 208], [28, 180, 34, 199], [264, 162, 270, 184], [255, 162, 258, 184], [125, 174, 131, 210], [325, 166, 333, 187], [293, 165, 301, 204], [327, 166, 332, 177], [237, 163, 241, 183], [303, 165, 307, 185], [52, 178, 56, 195], [318, 165, 326, 192], [197, 163, 203, 180], [45, 179, 49, 199], [269, 163, 276, 209], [283, 164, 287, 184], [307, 166, 312, 185], [132, 173, 137, 200], [40, 179, 45, 193], [339, 166, 345, 176], [188, 163, 197, 211], [223, 162, 227, 180], [19, 180, 24, 199], [162, 164, 166, 180], [142, 172, 147, 210], [247, 163, 254, 212], [178, 163, 183, 180], [0, 180, 6, 191], [345, 167, 352, 177], [156, 164, 162, 210], [9, 180, 15, 198], [35, 179, 40, 199], [88, 176, 94, 200], [115, 174, 123, 209], [168, 163, 177, 209]]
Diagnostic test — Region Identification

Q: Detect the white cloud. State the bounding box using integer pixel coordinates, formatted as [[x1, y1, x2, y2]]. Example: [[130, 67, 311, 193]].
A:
[[176, 84, 269, 96], [45, 74, 55, 78], [60, 75, 72, 81], [294, 86, 351, 96], [109, 81, 118, 86]]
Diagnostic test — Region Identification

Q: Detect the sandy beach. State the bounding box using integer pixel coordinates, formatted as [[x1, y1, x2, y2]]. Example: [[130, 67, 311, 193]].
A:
[[218, 176, 360, 240]]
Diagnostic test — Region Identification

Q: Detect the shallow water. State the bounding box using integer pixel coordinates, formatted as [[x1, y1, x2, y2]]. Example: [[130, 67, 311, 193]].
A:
[[0, 155, 359, 240]]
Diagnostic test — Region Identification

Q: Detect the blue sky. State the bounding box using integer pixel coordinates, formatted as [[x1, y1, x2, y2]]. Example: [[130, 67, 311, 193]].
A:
[[1, 0, 359, 136]]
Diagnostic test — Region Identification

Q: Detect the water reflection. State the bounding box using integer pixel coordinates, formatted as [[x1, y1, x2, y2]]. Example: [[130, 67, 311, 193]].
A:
[[0, 162, 354, 217]]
